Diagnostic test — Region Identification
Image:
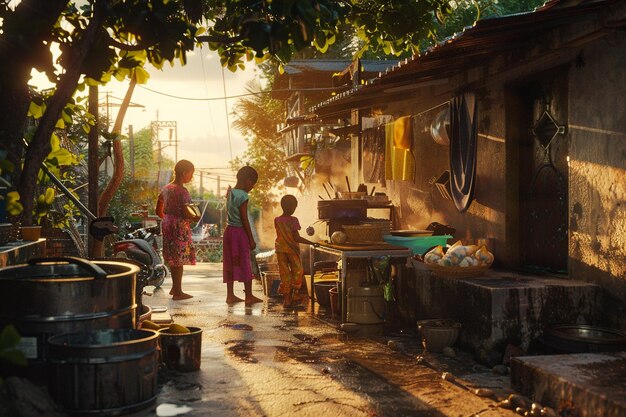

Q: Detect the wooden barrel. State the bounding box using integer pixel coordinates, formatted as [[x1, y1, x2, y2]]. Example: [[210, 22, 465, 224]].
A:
[[47, 329, 159, 416]]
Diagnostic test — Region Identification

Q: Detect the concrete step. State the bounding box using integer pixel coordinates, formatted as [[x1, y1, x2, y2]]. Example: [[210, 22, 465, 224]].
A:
[[511, 352, 626, 417], [407, 260, 602, 365]]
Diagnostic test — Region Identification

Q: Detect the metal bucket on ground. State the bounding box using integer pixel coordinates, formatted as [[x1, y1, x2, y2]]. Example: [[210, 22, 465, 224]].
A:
[[346, 286, 386, 324], [0, 257, 139, 382], [158, 326, 203, 372], [262, 271, 281, 297], [47, 328, 159, 416]]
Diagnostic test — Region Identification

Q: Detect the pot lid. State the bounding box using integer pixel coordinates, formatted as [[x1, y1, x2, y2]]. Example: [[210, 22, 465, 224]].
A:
[[0, 257, 137, 280]]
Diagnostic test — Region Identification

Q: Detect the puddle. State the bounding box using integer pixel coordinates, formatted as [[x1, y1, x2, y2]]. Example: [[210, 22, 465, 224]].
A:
[[220, 322, 253, 331], [225, 339, 257, 363], [156, 403, 192, 416], [293, 333, 319, 344], [274, 345, 324, 364]]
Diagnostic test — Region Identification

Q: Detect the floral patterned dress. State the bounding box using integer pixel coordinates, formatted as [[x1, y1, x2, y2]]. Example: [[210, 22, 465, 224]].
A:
[[159, 183, 196, 267]]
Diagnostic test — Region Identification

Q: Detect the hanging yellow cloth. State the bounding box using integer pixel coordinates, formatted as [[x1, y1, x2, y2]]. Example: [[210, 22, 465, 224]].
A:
[[394, 116, 412, 149], [385, 117, 415, 181]]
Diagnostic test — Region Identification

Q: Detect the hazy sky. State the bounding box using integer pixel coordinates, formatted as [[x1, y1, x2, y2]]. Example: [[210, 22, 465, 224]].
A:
[[101, 48, 262, 194], [32, 47, 261, 195]]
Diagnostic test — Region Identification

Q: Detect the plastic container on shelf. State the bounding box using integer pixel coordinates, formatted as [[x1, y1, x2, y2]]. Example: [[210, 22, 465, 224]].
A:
[[383, 234, 452, 256]]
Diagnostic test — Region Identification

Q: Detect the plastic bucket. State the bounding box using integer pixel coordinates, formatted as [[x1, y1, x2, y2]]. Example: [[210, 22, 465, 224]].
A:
[[47, 329, 159, 416], [262, 272, 281, 297], [329, 286, 341, 316], [347, 286, 386, 324], [314, 281, 337, 307], [158, 326, 203, 372]]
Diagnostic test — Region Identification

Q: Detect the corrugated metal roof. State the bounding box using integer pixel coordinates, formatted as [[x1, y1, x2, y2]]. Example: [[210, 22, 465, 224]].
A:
[[312, 0, 622, 116], [282, 59, 397, 76]]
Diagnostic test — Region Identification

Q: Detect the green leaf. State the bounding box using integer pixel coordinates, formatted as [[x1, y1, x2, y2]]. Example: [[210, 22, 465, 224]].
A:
[[0, 325, 20, 349], [28, 101, 44, 119], [44, 188, 55, 205]]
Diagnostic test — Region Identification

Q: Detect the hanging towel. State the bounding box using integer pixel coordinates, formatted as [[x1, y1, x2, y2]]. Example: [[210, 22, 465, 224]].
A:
[[385, 122, 395, 180], [384, 118, 415, 182], [394, 116, 412, 150]]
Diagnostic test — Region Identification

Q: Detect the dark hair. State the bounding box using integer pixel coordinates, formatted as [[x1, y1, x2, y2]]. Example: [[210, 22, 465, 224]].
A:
[[172, 159, 194, 182], [236, 165, 258, 184], [280, 195, 298, 215]]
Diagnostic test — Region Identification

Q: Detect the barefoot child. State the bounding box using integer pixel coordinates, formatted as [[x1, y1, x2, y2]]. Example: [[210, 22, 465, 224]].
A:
[[274, 195, 315, 308], [222, 166, 263, 305], [156, 159, 198, 300]]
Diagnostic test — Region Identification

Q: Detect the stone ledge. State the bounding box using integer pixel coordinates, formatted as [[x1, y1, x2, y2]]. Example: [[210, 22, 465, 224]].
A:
[[511, 352, 626, 417], [409, 260, 601, 364]]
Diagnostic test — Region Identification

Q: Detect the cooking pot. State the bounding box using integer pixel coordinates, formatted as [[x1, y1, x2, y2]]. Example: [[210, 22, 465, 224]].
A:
[[318, 199, 367, 220], [0, 256, 139, 381]]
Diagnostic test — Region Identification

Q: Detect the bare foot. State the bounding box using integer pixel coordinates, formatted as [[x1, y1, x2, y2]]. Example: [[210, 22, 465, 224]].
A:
[[226, 295, 244, 304], [292, 294, 309, 305], [172, 292, 193, 300], [245, 295, 263, 305]]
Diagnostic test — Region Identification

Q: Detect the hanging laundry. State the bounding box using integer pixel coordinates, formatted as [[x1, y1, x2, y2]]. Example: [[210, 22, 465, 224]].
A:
[[362, 126, 386, 184], [384, 117, 415, 181]]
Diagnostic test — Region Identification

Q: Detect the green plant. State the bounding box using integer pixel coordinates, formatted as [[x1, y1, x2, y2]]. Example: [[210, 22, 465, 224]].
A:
[[0, 325, 27, 386]]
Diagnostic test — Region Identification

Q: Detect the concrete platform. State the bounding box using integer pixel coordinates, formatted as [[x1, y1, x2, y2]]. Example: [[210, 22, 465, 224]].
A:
[[407, 260, 602, 364], [510, 352, 626, 417]]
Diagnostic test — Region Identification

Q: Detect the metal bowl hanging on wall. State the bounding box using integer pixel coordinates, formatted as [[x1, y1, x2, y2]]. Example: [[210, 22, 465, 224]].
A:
[[430, 107, 450, 146]]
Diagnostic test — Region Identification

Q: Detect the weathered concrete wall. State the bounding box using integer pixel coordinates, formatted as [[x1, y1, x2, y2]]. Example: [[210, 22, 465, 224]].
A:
[[568, 35, 626, 330], [371, 86, 508, 262]]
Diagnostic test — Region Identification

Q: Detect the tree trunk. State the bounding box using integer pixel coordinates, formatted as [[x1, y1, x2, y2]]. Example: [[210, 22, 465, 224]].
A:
[[18, 3, 106, 225], [0, 0, 70, 196], [98, 74, 137, 216]]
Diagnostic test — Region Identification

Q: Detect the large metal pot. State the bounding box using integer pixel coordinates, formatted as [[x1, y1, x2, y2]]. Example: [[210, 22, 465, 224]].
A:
[[0, 256, 139, 381]]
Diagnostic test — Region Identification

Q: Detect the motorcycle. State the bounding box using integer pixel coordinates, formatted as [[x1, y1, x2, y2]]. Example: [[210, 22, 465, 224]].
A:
[[90, 217, 168, 289]]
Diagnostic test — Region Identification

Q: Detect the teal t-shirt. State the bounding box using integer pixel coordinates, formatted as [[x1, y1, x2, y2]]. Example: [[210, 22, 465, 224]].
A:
[[227, 188, 249, 227]]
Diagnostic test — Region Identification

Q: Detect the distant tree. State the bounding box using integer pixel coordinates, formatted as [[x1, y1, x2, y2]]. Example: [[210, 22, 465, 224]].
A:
[[231, 79, 287, 208], [1, 0, 454, 224]]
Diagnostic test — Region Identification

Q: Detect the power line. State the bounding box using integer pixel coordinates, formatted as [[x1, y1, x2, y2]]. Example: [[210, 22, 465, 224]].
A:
[[136, 84, 346, 101], [221, 66, 233, 160]]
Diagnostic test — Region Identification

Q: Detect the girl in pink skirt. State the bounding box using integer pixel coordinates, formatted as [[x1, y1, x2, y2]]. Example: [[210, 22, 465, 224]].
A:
[[222, 166, 262, 305], [156, 159, 199, 300]]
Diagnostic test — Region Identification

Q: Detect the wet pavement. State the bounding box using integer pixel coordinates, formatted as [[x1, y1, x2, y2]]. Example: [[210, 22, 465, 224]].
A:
[[141, 263, 520, 417]]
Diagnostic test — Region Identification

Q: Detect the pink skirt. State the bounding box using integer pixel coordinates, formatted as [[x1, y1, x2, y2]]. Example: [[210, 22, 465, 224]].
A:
[[222, 225, 253, 283]]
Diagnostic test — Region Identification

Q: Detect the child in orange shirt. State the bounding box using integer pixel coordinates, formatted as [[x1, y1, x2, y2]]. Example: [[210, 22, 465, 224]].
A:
[[274, 195, 315, 308]]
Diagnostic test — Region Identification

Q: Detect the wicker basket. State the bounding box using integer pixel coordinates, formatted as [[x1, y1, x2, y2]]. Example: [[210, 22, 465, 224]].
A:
[[425, 263, 491, 278], [342, 224, 385, 243]]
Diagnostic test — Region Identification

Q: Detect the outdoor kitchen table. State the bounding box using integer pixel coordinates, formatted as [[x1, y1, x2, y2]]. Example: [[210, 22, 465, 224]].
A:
[[309, 241, 412, 323]]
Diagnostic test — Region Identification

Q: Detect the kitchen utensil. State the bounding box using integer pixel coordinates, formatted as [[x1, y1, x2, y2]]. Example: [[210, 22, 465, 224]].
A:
[[322, 183, 333, 199], [345, 176, 351, 193]]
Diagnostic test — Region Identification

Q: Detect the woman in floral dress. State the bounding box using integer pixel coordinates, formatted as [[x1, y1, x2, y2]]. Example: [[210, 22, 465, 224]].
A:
[[156, 160, 198, 300]]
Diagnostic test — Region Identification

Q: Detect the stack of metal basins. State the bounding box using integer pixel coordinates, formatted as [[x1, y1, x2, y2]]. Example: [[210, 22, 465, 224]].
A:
[[0, 256, 159, 416]]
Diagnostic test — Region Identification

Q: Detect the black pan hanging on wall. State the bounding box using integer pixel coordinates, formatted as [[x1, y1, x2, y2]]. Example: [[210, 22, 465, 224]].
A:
[[449, 93, 478, 212]]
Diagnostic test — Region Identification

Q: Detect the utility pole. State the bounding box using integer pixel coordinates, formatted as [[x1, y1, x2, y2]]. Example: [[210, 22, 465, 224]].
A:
[[128, 124, 134, 179], [151, 119, 179, 163]]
